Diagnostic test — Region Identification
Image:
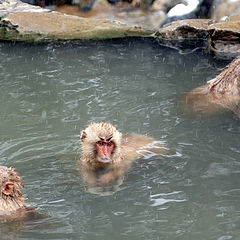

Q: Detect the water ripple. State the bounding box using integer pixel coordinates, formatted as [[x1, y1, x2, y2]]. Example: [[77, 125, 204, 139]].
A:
[[150, 191, 186, 207]]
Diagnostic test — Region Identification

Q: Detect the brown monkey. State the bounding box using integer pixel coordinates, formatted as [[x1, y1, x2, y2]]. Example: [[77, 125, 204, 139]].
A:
[[78, 122, 165, 190], [0, 166, 43, 221], [181, 56, 240, 118]]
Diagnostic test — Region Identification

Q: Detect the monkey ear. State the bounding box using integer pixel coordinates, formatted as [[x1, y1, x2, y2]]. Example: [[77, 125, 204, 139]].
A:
[[2, 182, 14, 196], [80, 131, 87, 142]]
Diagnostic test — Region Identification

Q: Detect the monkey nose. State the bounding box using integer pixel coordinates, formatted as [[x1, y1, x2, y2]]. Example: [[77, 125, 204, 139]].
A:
[[97, 145, 112, 163]]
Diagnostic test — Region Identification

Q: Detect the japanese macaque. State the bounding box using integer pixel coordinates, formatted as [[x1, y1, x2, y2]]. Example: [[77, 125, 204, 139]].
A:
[[181, 56, 240, 118], [78, 122, 165, 192], [0, 166, 42, 221]]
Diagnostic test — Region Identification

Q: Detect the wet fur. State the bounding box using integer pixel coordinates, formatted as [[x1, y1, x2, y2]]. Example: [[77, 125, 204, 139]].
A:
[[0, 166, 25, 215], [79, 122, 164, 189], [0, 166, 43, 221], [80, 122, 122, 166], [181, 56, 240, 117]]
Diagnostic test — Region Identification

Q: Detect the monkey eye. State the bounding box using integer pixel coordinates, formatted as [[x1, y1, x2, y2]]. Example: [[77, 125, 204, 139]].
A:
[[107, 141, 113, 146], [97, 141, 104, 146]]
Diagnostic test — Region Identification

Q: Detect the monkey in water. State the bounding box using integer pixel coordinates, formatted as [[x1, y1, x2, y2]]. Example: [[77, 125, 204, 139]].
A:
[[78, 122, 165, 191], [181, 56, 240, 118], [0, 166, 43, 221]]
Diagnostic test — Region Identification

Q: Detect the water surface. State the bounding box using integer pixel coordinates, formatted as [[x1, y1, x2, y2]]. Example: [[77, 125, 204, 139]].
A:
[[0, 39, 239, 240]]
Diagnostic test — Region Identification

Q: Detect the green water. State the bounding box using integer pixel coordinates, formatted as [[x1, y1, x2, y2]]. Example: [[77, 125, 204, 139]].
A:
[[0, 39, 239, 240]]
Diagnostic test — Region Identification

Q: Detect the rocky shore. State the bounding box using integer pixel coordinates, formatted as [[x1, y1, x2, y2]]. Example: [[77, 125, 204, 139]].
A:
[[0, 0, 153, 41], [0, 0, 239, 59]]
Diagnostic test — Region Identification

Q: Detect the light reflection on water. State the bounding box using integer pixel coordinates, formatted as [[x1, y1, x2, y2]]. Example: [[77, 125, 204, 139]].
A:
[[0, 39, 239, 240]]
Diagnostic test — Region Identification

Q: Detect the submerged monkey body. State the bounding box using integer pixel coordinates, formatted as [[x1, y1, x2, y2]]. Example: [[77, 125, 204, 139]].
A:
[[79, 122, 164, 188], [182, 56, 240, 117], [80, 122, 155, 167]]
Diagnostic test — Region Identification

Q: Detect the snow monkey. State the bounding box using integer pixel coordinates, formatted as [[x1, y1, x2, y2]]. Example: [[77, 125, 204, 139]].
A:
[[0, 166, 43, 221], [181, 56, 240, 118], [78, 122, 165, 189]]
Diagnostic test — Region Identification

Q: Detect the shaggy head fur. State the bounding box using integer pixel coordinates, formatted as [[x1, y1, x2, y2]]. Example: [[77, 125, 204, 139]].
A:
[[80, 122, 122, 165], [0, 166, 25, 213]]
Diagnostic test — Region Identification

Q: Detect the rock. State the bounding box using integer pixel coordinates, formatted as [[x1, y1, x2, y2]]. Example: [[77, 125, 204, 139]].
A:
[[0, 0, 239, 59], [0, 0, 48, 18], [154, 16, 240, 59], [155, 19, 213, 52], [0, 0, 153, 42], [213, 0, 240, 22], [157, 18, 212, 39], [208, 15, 240, 59]]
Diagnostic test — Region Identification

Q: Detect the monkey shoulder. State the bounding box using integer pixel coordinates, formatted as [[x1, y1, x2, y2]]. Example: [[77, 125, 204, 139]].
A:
[[0, 206, 45, 222], [23, 206, 46, 221], [121, 134, 154, 148], [121, 134, 155, 162]]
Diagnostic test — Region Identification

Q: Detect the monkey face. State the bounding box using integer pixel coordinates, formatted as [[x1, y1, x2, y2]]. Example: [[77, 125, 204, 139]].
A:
[[95, 140, 115, 163], [80, 122, 122, 164]]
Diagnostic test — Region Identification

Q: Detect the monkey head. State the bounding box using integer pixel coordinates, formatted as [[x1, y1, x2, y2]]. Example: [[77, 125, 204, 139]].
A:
[[80, 122, 122, 164], [0, 166, 25, 213]]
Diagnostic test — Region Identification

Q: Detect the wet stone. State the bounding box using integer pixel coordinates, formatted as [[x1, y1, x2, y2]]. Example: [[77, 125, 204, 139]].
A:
[[0, 0, 239, 60], [156, 19, 213, 39], [0, 0, 153, 42], [208, 15, 240, 59]]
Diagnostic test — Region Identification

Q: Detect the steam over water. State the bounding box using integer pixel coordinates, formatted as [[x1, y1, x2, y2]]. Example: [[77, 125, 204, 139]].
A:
[[0, 39, 239, 240]]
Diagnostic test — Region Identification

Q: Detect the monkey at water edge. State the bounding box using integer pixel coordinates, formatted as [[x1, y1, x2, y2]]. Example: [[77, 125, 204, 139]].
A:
[[0, 166, 43, 221], [78, 122, 165, 187], [181, 56, 240, 118]]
